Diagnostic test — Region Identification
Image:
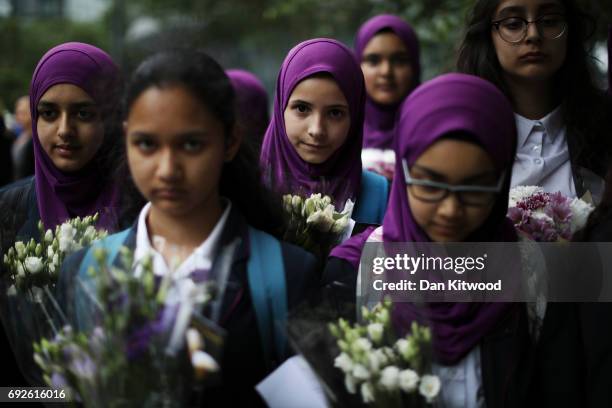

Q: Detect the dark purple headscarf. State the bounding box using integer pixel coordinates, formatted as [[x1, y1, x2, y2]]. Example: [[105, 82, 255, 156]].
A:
[[332, 73, 519, 365], [226, 69, 270, 147], [30, 42, 121, 230], [260, 38, 365, 206], [354, 14, 421, 149]]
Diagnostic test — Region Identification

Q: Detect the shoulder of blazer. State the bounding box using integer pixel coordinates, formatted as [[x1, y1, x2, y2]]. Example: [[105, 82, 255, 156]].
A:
[[0, 177, 37, 256]]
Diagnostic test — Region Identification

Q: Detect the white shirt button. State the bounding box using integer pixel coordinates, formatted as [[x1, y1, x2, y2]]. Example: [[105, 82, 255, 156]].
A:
[[533, 158, 543, 165]]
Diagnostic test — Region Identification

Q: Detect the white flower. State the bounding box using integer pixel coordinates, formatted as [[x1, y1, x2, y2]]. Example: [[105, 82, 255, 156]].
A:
[[52, 253, 59, 266], [509, 186, 543, 207], [531, 211, 554, 224], [16, 263, 25, 278], [352, 338, 372, 354], [379, 366, 400, 391], [352, 364, 371, 381], [569, 197, 594, 233], [59, 222, 76, 240], [47, 246, 54, 258], [367, 349, 388, 372], [331, 215, 350, 235], [44, 229, 54, 243], [334, 352, 354, 374], [398, 369, 419, 393], [344, 374, 357, 394], [24, 257, 43, 274], [14, 241, 26, 259], [83, 225, 97, 242], [367, 323, 384, 344], [340, 198, 355, 217], [191, 350, 219, 378], [419, 375, 441, 403], [59, 236, 73, 253], [396, 337, 418, 363], [307, 208, 335, 232], [186, 328, 203, 354], [360, 382, 375, 404]]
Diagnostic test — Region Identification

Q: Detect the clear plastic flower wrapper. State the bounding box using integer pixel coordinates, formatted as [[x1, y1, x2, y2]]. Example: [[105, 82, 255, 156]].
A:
[[286, 298, 439, 408], [25, 234, 238, 406]]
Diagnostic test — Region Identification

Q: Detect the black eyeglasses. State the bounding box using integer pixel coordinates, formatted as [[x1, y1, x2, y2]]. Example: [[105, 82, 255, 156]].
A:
[[491, 13, 567, 44], [402, 159, 505, 207]]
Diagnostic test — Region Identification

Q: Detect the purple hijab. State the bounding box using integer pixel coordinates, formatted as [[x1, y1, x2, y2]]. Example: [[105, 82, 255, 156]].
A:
[[226, 69, 270, 146], [260, 38, 365, 205], [332, 73, 518, 365], [354, 14, 421, 149], [30, 42, 121, 230]]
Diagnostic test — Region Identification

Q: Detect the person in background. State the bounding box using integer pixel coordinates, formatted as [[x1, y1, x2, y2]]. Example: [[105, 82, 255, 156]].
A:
[[355, 14, 421, 150], [226, 69, 269, 153], [11, 95, 34, 180]]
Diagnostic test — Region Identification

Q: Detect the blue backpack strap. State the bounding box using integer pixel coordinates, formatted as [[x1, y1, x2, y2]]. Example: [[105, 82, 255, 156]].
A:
[[75, 229, 131, 330], [353, 170, 389, 224], [246, 226, 287, 368]]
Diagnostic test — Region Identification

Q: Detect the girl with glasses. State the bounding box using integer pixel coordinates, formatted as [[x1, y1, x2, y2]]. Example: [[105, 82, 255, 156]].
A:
[[458, 0, 612, 202], [324, 73, 532, 407]]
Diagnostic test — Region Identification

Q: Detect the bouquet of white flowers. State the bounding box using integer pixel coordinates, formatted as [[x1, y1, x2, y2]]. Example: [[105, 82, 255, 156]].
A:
[[329, 300, 439, 407], [282, 193, 354, 258], [3, 214, 107, 299]]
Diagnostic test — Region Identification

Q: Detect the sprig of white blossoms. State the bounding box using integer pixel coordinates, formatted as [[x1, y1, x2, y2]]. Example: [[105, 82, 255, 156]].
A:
[[3, 214, 107, 295], [329, 299, 440, 406], [283, 193, 354, 235]]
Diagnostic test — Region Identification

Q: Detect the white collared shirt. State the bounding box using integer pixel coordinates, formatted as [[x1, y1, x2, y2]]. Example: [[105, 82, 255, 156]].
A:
[[134, 201, 232, 280], [510, 106, 576, 198]]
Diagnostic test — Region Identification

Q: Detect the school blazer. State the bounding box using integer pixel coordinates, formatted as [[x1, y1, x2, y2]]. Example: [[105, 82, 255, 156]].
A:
[[57, 206, 320, 407]]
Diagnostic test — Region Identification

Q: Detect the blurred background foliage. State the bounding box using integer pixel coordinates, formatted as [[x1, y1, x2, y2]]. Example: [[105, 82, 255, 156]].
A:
[[0, 0, 610, 112]]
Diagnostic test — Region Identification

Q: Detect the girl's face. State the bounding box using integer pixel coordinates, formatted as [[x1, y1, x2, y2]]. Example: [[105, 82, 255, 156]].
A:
[[36, 84, 104, 172], [407, 139, 499, 242], [125, 85, 240, 218], [361, 32, 414, 105], [491, 0, 567, 84], [284, 76, 351, 164]]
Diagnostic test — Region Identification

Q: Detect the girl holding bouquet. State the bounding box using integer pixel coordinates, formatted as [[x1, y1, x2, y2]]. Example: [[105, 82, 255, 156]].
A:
[[324, 73, 533, 407], [0, 42, 125, 386], [260, 38, 389, 227], [457, 0, 612, 201], [60, 50, 318, 406], [355, 14, 420, 153]]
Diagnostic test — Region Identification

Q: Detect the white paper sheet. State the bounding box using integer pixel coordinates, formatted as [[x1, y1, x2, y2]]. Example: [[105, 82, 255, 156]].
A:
[[256, 355, 329, 408]]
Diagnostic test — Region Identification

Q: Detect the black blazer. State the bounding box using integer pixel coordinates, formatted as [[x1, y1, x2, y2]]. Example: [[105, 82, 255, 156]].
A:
[[58, 206, 320, 407]]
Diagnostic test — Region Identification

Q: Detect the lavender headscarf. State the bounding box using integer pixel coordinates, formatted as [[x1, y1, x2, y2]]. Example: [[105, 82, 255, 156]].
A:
[[354, 14, 421, 149], [332, 73, 518, 364], [260, 38, 365, 205], [226, 69, 270, 147], [30, 42, 121, 230]]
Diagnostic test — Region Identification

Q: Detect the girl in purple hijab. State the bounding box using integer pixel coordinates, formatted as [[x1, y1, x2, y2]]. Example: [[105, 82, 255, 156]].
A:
[[325, 73, 532, 407], [355, 14, 420, 150], [226, 69, 270, 150], [0, 42, 123, 386], [0, 42, 123, 240], [260, 38, 389, 225]]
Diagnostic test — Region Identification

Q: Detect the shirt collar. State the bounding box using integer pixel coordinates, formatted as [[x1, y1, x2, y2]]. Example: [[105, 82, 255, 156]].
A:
[[515, 105, 563, 148], [135, 199, 233, 277]]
